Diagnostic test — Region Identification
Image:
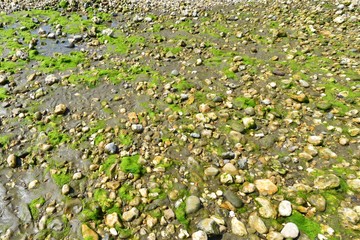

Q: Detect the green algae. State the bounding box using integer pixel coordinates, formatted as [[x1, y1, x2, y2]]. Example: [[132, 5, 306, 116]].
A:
[[29, 197, 46, 220], [120, 155, 144, 175], [175, 201, 189, 228], [285, 210, 321, 239], [52, 171, 72, 187]]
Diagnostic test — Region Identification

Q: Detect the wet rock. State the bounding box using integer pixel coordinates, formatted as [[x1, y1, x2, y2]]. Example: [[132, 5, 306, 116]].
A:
[[242, 117, 256, 129], [314, 174, 340, 190], [0, 75, 8, 85], [316, 102, 332, 111], [62, 184, 70, 195], [267, 231, 284, 240], [222, 163, 238, 175], [197, 218, 220, 235], [221, 151, 235, 160], [192, 230, 208, 240], [54, 104, 67, 115], [255, 179, 278, 195], [231, 217, 247, 236], [131, 124, 144, 133], [278, 200, 292, 217], [204, 166, 219, 176], [281, 222, 299, 239], [48, 218, 64, 231], [340, 208, 359, 224], [7, 154, 17, 168], [82, 224, 99, 240], [307, 194, 326, 212], [122, 207, 139, 221], [249, 213, 267, 234], [186, 195, 201, 214], [105, 213, 120, 227], [256, 197, 277, 218], [105, 142, 118, 154], [224, 190, 243, 208]]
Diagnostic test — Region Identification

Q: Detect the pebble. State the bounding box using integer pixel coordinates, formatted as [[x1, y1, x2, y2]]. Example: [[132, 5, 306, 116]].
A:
[[105, 213, 120, 227], [204, 166, 219, 176], [54, 104, 67, 115], [231, 217, 247, 236], [221, 151, 235, 160], [347, 179, 360, 192], [131, 124, 144, 133], [249, 213, 267, 234], [7, 154, 17, 168], [62, 184, 70, 195], [278, 200, 292, 217], [197, 218, 220, 235], [255, 179, 278, 195], [122, 207, 139, 221], [256, 197, 277, 218], [314, 174, 340, 190], [44, 74, 59, 85], [242, 117, 256, 129], [307, 135, 323, 146], [281, 222, 299, 239], [192, 230, 208, 240], [185, 195, 202, 214], [104, 142, 118, 154], [224, 190, 243, 208], [81, 224, 99, 240], [0, 75, 8, 85], [267, 231, 284, 240], [28, 180, 39, 189]]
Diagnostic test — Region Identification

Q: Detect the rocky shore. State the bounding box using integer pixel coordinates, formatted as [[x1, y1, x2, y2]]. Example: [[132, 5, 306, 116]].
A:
[[0, 0, 359, 239]]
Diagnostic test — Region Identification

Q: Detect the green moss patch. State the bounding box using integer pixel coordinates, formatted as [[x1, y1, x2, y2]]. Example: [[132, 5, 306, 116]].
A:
[[175, 201, 189, 228], [29, 197, 46, 220], [120, 155, 144, 175], [285, 210, 321, 239], [52, 171, 72, 187]]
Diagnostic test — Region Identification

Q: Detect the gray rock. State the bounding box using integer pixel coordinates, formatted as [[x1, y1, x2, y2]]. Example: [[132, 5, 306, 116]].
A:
[[7, 154, 17, 168], [48, 218, 64, 231], [45, 74, 59, 85], [307, 194, 326, 212], [340, 208, 359, 224], [197, 218, 220, 235], [0, 75, 8, 85], [104, 142, 118, 154], [131, 124, 144, 133], [314, 174, 340, 190], [190, 132, 201, 138], [221, 151, 235, 160], [186, 195, 201, 214], [171, 70, 179, 76], [224, 190, 243, 208], [281, 222, 299, 239]]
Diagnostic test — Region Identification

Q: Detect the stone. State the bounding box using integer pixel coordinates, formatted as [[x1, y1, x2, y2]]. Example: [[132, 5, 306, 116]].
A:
[[105, 212, 120, 227], [340, 208, 359, 224], [249, 213, 267, 234], [316, 102, 332, 111], [0, 75, 8, 85], [307, 135, 323, 146], [281, 222, 299, 239], [242, 117, 256, 129], [192, 230, 208, 240], [54, 104, 67, 115], [221, 151, 235, 160], [307, 194, 326, 212], [278, 200, 292, 217], [256, 197, 277, 218], [164, 208, 175, 221], [44, 74, 59, 85], [104, 142, 118, 154], [314, 174, 340, 190], [131, 124, 144, 133], [81, 224, 99, 240], [231, 217, 247, 236], [222, 163, 238, 175], [220, 173, 233, 184], [255, 179, 278, 195], [7, 154, 17, 168], [319, 148, 337, 159], [204, 166, 219, 176], [347, 179, 360, 192], [333, 16, 345, 24], [186, 195, 201, 214], [304, 144, 318, 156], [197, 218, 220, 235], [62, 184, 70, 195], [28, 180, 39, 189], [224, 190, 243, 208], [122, 207, 139, 221], [267, 231, 284, 240]]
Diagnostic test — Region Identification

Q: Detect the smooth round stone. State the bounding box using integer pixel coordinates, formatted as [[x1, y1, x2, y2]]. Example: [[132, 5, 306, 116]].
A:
[[278, 200, 292, 217], [231, 217, 247, 236], [307, 194, 326, 212], [281, 222, 299, 239], [105, 142, 118, 154], [314, 174, 340, 190], [171, 70, 179, 76], [131, 124, 144, 133], [7, 154, 17, 168], [192, 230, 208, 240], [185, 195, 201, 214], [204, 167, 219, 176], [224, 190, 243, 208], [197, 218, 220, 235]]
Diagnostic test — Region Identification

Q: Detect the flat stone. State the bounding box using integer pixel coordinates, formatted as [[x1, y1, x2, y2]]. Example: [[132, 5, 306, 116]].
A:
[[204, 166, 219, 176], [314, 174, 340, 190], [192, 230, 208, 240], [122, 207, 139, 221], [81, 224, 99, 240], [307, 194, 326, 212], [256, 197, 277, 218], [231, 217, 247, 236], [249, 213, 267, 234], [307, 135, 323, 146], [105, 212, 120, 227], [54, 104, 67, 115], [197, 218, 220, 235], [224, 190, 243, 208], [186, 195, 201, 214], [255, 179, 278, 195], [278, 200, 292, 217], [281, 222, 299, 239], [347, 179, 360, 192]]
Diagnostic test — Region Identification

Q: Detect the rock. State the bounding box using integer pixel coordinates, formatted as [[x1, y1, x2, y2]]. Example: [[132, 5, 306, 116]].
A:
[[220, 173, 233, 184], [62, 184, 70, 195], [278, 200, 292, 217], [28, 180, 39, 189], [256, 197, 277, 218], [272, 69, 286, 76], [316, 102, 332, 111], [221, 151, 235, 160], [267, 231, 284, 240], [192, 230, 208, 240], [307, 194, 326, 212], [242, 117, 256, 129], [44, 74, 59, 85], [319, 148, 337, 159], [347, 179, 360, 192], [164, 208, 175, 221], [333, 16, 345, 23], [222, 163, 238, 175], [54, 104, 67, 115], [131, 124, 144, 133], [281, 222, 299, 239], [231, 217, 247, 236], [105, 212, 120, 227], [122, 207, 139, 221], [171, 69, 179, 76], [224, 190, 243, 208], [255, 179, 278, 195], [291, 93, 309, 103], [197, 218, 220, 235], [204, 166, 219, 176], [199, 104, 211, 113], [0, 75, 8, 85], [7, 154, 17, 168], [307, 135, 323, 146], [314, 174, 340, 190], [104, 142, 118, 154], [249, 213, 267, 234], [186, 195, 201, 214], [48, 218, 64, 231], [82, 224, 99, 240], [102, 28, 114, 37], [340, 208, 359, 224]]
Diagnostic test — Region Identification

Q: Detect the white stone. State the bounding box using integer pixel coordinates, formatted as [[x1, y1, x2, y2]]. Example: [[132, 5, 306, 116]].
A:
[[279, 200, 292, 217], [231, 217, 247, 236], [192, 230, 207, 240], [281, 222, 299, 239]]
